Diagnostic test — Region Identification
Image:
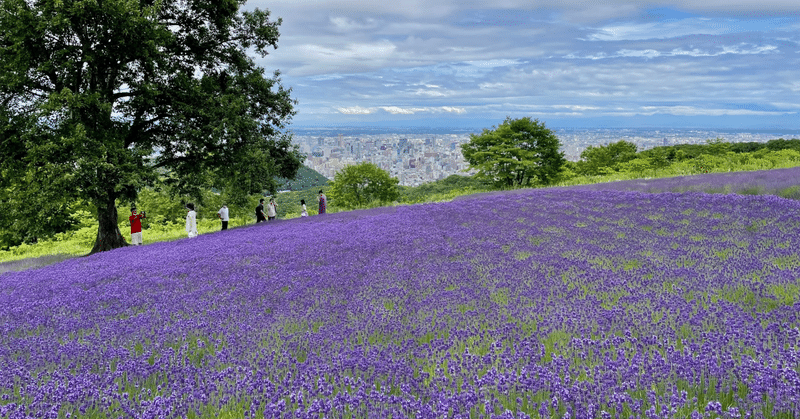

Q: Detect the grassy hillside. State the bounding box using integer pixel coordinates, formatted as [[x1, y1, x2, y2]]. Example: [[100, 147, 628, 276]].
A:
[[2, 166, 800, 267], [1, 170, 799, 418]]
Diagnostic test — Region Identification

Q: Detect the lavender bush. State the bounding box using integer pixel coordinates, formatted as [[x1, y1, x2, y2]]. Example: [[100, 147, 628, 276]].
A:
[[1, 183, 799, 418]]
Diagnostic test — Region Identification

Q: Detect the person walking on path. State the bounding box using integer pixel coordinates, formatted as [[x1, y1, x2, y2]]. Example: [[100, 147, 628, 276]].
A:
[[185, 203, 198, 238], [255, 199, 266, 223], [128, 207, 147, 245], [318, 190, 327, 215], [267, 197, 278, 221], [300, 199, 308, 217], [217, 204, 229, 231]]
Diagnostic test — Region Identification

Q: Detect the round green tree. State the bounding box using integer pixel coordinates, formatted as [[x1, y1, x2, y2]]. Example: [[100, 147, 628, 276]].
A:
[[577, 140, 638, 176], [461, 117, 566, 188], [329, 162, 400, 209]]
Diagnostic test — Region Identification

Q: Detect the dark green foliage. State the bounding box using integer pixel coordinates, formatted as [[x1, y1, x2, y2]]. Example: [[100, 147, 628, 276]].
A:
[[461, 117, 566, 187], [641, 144, 700, 161], [400, 174, 491, 202], [640, 138, 800, 163], [765, 139, 800, 152], [277, 166, 330, 191], [577, 140, 638, 175], [329, 162, 400, 209], [737, 186, 764, 196], [704, 137, 732, 155], [729, 142, 765, 153], [585, 138, 800, 177], [777, 186, 800, 200], [0, 0, 301, 252], [646, 148, 672, 170]]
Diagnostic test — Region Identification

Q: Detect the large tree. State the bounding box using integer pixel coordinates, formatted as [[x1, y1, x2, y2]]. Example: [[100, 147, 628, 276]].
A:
[[0, 0, 302, 253], [461, 117, 565, 188], [578, 140, 638, 176], [329, 162, 400, 209]]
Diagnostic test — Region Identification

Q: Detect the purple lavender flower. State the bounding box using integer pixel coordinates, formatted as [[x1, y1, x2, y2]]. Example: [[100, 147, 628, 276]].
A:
[[2, 170, 800, 418]]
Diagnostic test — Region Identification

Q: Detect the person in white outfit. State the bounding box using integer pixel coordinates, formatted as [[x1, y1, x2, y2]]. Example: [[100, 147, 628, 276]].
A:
[[185, 203, 198, 238], [217, 204, 229, 230], [267, 197, 278, 221], [300, 199, 308, 217]]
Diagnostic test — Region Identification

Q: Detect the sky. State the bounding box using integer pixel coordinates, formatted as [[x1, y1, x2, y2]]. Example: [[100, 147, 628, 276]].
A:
[[247, 0, 800, 130]]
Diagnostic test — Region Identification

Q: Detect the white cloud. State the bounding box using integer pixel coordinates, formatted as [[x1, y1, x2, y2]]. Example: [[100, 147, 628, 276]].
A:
[[551, 105, 601, 111], [618, 44, 779, 58], [264, 1, 800, 22], [309, 74, 346, 81], [586, 17, 785, 41], [771, 101, 800, 109], [615, 49, 661, 58], [565, 43, 779, 59], [479, 83, 509, 90], [336, 106, 467, 115], [337, 106, 374, 115], [719, 44, 779, 55], [254, 1, 800, 126], [412, 89, 450, 97], [298, 41, 395, 60], [441, 106, 467, 114], [329, 16, 380, 32], [263, 0, 462, 20], [464, 59, 522, 68], [639, 105, 789, 116], [379, 106, 467, 114], [380, 106, 421, 114], [288, 40, 397, 75]]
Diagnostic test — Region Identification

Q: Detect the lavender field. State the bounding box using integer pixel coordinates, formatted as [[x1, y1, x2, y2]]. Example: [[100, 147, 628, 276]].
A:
[[2, 174, 800, 418]]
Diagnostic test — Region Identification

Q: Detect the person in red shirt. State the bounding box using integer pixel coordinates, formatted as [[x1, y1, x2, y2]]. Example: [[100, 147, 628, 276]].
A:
[[128, 207, 147, 245]]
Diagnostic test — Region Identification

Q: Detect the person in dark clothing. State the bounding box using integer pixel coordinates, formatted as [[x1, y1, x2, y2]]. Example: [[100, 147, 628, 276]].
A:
[[255, 198, 267, 223]]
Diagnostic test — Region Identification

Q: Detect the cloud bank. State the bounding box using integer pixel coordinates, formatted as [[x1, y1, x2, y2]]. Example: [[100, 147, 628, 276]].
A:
[[251, 0, 800, 128]]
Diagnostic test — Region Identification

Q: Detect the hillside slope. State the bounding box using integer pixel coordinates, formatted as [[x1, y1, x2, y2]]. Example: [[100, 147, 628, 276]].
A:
[[2, 174, 800, 418]]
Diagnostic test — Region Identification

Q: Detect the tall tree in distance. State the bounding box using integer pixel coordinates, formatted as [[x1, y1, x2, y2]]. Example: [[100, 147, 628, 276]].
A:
[[461, 117, 566, 188], [329, 162, 400, 209], [0, 0, 303, 253], [577, 140, 638, 176]]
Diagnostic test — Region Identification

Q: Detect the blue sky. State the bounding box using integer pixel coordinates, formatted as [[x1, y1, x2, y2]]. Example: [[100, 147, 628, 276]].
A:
[[249, 0, 800, 129]]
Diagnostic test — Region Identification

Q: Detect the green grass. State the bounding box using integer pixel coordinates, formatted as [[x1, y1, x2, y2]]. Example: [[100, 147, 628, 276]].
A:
[[0, 217, 252, 264], [4, 157, 800, 267]]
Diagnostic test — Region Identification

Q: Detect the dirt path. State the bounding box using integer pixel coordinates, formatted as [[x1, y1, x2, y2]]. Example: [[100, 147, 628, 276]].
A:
[[0, 254, 76, 275]]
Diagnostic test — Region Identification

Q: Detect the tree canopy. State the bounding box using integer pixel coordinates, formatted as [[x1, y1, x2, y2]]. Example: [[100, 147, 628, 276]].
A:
[[461, 117, 566, 188], [329, 162, 400, 209], [577, 140, 638, 176], [0, 0, 303, 252]]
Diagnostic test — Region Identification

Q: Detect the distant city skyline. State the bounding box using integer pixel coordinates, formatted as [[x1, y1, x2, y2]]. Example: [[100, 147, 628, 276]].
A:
[[293, 127, 799, 186], [249, 0, 799, 130]]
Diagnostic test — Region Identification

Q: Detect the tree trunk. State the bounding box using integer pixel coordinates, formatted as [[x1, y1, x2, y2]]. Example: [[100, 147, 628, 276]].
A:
[[90, 198, 128, 254]]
